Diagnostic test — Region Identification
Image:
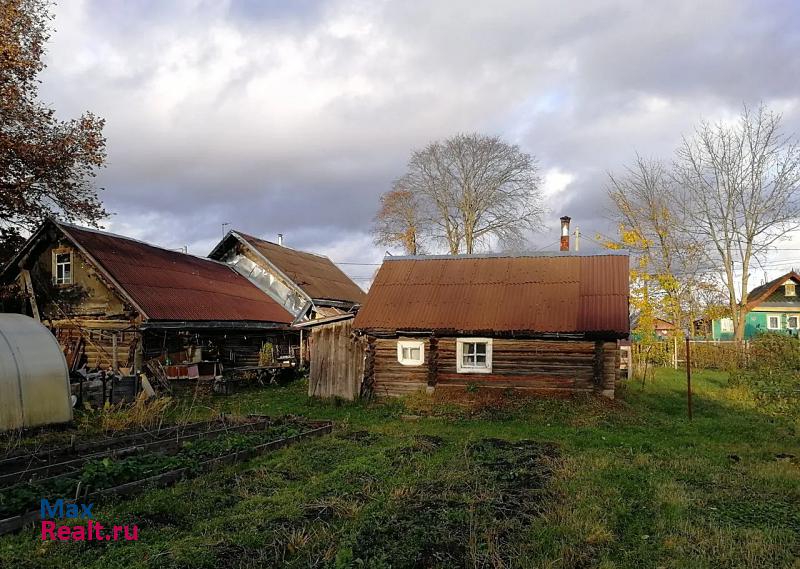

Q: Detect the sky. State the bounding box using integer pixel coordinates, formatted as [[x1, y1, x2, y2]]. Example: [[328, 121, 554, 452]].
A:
[[40, 0, 800, 290]]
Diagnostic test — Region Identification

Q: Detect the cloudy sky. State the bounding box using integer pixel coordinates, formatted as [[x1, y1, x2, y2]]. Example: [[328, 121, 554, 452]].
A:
[[41, 0, 800, 289]]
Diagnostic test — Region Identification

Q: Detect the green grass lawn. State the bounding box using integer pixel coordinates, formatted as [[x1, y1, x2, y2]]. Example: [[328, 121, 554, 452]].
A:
[[1, 369, 798, 568]]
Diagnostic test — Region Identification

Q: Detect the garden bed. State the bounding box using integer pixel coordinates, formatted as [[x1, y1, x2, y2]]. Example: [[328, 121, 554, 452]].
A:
[[0, 417, 332, 534]]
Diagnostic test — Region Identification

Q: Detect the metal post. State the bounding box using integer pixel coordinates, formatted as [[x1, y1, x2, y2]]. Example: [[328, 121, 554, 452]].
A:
[[685, 336, 693, 421]]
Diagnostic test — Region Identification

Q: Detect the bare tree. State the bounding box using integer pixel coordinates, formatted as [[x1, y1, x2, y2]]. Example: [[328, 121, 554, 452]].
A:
[[389, 133, 544, 254], [607, 155, 707, 334], [676, 105, 800, 341], [372, 186, 425, 255]]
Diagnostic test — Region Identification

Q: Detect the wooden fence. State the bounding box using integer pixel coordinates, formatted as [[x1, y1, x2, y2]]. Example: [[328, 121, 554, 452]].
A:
[[308, 320, 366, 400]]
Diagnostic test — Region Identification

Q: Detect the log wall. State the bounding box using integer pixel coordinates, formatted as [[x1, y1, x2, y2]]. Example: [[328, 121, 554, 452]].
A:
[[371, 337, 430, 397], [369, 336, 619, 398], [308, 320, 365, 400]]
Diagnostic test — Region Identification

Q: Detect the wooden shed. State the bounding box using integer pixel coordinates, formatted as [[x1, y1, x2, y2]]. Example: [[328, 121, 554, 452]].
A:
[[296, 314, 365, 400], [352, 253, 629, 398]]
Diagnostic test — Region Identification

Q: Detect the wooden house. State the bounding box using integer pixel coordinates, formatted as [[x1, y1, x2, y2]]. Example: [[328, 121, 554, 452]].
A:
[[352, 253, 629, 398], [1, 219, 296, 373], [208, 231, 366, 321], [712, 271, 800, 339]]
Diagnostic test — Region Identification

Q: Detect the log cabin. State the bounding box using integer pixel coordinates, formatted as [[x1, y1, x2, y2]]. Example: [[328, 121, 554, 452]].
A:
[[352, 253, 630, 398], [1, 219, 296, 374]]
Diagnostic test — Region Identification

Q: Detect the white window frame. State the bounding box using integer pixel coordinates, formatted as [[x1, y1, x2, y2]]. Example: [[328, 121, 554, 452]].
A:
[[456, 338, 493, 374], [397, 340, 424, 366], [53, 250, 73, 286], [787, 315, 799, 330], [719, 318, 733, 333], [785, 282, 796, 297], [767, 315, 781, 330]]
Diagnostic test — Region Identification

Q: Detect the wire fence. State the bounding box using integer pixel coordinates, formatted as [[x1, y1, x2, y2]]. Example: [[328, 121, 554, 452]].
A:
[[628, 339, 750, 374]]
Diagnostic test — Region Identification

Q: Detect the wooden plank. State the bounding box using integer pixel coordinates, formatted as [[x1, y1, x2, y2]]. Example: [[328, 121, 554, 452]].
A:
[[20, 269, 40, 321]]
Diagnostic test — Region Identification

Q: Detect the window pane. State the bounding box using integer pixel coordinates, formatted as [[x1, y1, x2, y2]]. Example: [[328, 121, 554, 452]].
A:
[[474, 343, 486, 356], [409, 347, 420, 359]]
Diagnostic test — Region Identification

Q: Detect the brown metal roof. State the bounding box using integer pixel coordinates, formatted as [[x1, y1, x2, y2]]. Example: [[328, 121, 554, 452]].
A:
[[353, 254, 629, 335], [234, 232, 366, 304], [60, 224, 293, 324]]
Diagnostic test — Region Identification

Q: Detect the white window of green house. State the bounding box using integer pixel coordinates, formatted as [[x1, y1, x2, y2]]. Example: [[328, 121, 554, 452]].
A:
[[768, 315, 781, 330], [720, 318, 734, 333], [53, 251, 72, 285], [787, 315, 799, 330], [397, 340, 424, 366], [785, 282, 796, 297], [456, 338, 493, 373]]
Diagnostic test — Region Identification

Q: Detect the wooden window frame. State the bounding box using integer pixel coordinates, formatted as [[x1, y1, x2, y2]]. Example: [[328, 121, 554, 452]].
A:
[[719, 318, 733, 333], [397, 340, 424, 366], [767, 315, 781, 330], [787, 315, 799, 330], [785, 282, 796, 297], [456, 338, 493, 374], [52, 249, 73, 286]]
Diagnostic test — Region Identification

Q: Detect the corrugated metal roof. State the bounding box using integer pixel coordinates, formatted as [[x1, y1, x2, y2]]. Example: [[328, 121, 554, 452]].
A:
[[61, 224, 293, 324], [235, 232, 366, 304], [353, 254, 629, 335]]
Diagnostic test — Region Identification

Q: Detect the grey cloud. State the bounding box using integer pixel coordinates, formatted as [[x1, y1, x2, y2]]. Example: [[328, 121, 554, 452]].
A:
[[39, 0, 800, 279]]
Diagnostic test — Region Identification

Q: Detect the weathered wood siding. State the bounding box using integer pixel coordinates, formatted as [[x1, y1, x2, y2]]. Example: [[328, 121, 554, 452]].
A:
[[372, 337, 429, 397], [370, 336, 619, 397], [308, 320, 365, 400]]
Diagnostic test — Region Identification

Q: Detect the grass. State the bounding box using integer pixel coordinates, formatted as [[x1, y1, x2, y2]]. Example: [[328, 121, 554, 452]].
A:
[[1, 368, 798, 568]]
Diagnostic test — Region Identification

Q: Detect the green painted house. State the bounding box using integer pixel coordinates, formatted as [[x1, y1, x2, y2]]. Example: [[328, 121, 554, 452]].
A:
[[712, 271, 800, 340]]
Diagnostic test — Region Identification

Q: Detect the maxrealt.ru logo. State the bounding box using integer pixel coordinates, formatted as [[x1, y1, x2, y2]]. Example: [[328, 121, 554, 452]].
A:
[[40, 499, 138, 541]]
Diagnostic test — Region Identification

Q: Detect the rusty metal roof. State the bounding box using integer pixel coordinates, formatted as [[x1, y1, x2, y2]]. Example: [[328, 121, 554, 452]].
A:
[[233, 232, 366, 304], [60, 224, 293, 324], [352, 254, 629, 335]]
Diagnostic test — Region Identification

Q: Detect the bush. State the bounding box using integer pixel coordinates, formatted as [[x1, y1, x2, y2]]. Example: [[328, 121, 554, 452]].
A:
[[730, 332, 800, 418]]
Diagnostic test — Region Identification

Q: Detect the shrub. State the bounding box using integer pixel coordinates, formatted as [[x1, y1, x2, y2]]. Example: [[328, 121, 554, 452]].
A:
[[730, 332, 800, 418]]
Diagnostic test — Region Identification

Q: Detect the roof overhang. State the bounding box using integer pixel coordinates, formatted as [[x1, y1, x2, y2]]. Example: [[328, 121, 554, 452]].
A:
[[139, 320, 294, 331], [354, 328, 628, 340]]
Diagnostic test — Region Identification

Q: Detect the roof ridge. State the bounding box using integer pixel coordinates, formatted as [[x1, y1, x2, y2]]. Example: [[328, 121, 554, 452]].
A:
[[384, 251, 629, 261], [58, 220, 236, 269], [234, 230, 333, 261]]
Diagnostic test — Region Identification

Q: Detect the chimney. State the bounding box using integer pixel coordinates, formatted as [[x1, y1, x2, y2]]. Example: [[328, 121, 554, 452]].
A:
[[559, 216, 571, 251], [277, 233, 283, 246]]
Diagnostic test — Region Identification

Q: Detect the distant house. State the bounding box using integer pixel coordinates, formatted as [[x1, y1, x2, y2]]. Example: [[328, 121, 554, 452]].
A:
[[630, 315, 676, 340], [208, 231, 366, 321], [1, 219, 295, 372], [352, 252, 629, 398], [712, 271, 800, 340]]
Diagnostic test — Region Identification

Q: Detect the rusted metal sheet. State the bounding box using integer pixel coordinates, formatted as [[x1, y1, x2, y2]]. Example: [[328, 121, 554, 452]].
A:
[[236, 232, 367, 304], [353, 254, 629, 335], [63, 225, 293, 324]]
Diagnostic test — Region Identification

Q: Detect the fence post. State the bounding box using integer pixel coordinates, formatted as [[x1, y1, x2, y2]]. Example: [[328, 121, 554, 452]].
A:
[[685, 335, 693, 421]]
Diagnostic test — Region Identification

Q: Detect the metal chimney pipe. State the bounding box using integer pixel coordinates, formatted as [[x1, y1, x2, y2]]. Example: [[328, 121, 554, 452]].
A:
[[559, 216, 571, 251], [277, 233, 283, 246]]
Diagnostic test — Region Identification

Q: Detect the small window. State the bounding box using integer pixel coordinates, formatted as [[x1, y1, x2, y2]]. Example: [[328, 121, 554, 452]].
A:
[[788, 316, 799, 329], [53, 251, 72, 285], [456, 338, 493, 373], [720, 318, 733, 333], [786, 283, 796, 297], [397, 340, 424, 366], [768, 315, 781, 330]]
